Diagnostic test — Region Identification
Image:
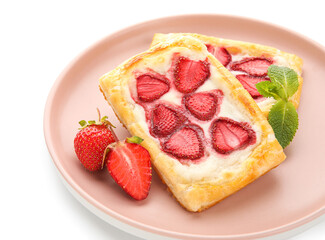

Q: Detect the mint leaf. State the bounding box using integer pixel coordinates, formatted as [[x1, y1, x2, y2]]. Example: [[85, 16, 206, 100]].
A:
[[255, 81, 282, 100], [267, 65, 299, 99], [268, 100, 298, 149], [255, 65, 300, 149]]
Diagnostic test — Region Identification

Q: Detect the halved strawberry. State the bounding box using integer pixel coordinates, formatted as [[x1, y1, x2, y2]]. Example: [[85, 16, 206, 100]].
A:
[[230, 57, 273, 77], [163, 125, 204, 160], [236, 74, 269, 98], [151, 104, 186, 137], [206, 44, 232, 67], [184, 92, 218, 121], [106, 137, 152, 200], [210, 118, 256, 154], [136, 73, 170, 102], [174, 57, 210, 93]]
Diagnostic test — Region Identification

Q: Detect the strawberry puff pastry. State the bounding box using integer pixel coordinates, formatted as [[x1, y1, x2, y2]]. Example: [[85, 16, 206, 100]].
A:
[[99, 35, 285, 212]]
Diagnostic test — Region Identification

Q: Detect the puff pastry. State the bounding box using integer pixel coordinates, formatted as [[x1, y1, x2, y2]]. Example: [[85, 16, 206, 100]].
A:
[[99, 35, 286, 212], [151, 33, 303, 116]]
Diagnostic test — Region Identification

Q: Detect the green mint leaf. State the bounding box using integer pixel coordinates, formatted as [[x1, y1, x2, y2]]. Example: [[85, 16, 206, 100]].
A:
[[256, 81, 282, 100], [267, 65, 299, 99], [268, 100, 298, 149]]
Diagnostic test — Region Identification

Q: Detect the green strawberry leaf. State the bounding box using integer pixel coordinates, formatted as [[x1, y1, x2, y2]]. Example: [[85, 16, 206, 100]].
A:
[[126, 136, 144, 144], [268, 100, 299, 149], [267, 65, 299, 99], [79, 120, 87, 127], [88, 120, 96, 125], [255, 81, 282, 100]]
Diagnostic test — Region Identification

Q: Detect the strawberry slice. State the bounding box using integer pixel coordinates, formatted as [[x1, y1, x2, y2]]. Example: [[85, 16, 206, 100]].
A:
[[184, 92, 218, 121], [136, 73, 170, 102], [163, 125, 204, 160], [230, 57, 273, 77], [107, 137, 152, 200], [206, 44, 232, 67], [236, 74, 269, 98], [211, 118, 256, 154], [151, 104, 186, 137], [174, 57, 210, 93]]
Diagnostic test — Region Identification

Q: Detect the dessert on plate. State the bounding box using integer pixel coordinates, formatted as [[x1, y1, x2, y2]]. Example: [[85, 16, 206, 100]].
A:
[[99, 35, 286, 212], [151, 33, 303, 116]]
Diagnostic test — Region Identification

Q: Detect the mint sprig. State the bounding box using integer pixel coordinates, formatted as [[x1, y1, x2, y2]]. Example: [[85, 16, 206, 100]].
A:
[[256, 65, 299, 149]]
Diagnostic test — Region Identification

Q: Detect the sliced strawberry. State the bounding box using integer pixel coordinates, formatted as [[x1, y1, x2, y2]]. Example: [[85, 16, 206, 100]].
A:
[[236, 74, 269, 98], [230, 57, 273, 77], [151, 104, 186, 137], [136, 73, 170, 102], [107, 140, 152, 200], [163, 125, 204, 160], [174, 57, 210, 93], [211, 118, 256, 154], [206, 44, 232, 67], [184, 92, 218, 121]]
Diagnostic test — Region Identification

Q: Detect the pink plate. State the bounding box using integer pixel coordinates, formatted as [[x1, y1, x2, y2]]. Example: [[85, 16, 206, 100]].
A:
[[44, 14, 325, 239]]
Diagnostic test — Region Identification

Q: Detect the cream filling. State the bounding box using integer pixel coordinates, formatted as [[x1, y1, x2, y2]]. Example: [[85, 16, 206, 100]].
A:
[[125, 47, 266, 182]]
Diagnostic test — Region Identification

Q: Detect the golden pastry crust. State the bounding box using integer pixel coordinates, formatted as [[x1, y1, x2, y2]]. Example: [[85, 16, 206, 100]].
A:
[[99, 36, 286, 212], [151, 33, 303, 116]]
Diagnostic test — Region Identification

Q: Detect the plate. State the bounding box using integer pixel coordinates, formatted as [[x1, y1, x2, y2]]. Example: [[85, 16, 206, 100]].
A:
[[44, 14, 325, 240]]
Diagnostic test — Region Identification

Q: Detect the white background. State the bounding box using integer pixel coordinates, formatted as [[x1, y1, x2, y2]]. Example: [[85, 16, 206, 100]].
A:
[[1, 0, 324, 239]]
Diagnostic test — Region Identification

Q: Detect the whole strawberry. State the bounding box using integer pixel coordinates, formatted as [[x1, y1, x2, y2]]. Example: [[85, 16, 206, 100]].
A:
[[74, 113, 116, 171], [106, 136, 152, 200]]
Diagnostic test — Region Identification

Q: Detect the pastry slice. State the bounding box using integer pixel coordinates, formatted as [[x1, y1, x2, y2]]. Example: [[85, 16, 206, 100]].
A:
[[151, 33, 303, 116], [99, 36, 285, 212]]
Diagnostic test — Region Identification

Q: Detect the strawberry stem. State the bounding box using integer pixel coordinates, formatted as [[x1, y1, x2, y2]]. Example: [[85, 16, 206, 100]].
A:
[[109, 124, 119, 142]]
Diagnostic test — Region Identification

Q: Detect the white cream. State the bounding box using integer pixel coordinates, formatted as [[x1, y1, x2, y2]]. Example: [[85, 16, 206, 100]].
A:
[[126, 47, 262, 182]]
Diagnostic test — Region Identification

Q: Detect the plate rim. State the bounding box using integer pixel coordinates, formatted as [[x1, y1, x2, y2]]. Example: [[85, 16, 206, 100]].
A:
[[43, 13, 325, 240]]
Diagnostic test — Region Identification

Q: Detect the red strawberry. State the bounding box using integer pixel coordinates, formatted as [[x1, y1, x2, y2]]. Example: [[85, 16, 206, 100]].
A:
[[210, 118, 256, 154], [163, 125, 204, 160], [106, 136, 152, 200], [230, 57, 273, 77], [206, 44, 232, 67], [74, 113, 116, 171], [136, 73, 170, 102], [174, 57, 210, 93], [184, 92, 218, 121], [151, 104, 186, 137], [236, 74, 269, 98]]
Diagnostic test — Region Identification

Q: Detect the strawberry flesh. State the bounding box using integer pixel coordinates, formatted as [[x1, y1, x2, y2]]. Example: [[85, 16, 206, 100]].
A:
[[236, 74, 269, 98], [151, 104, 186, 137], [211, 118, 256, 154], [230, 57, 273, 77], [206, 44, 232, 67], [136, 73, 170, 102], [163, 125, 204, 160], [107, 142, 152, 200], [174, 57, 210, 93], [184, 92, 218, 121]]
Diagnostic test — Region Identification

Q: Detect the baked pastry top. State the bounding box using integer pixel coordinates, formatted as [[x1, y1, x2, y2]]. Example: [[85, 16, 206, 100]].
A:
[[151, 33, 303, 116], [99, 35, 286, 212]]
